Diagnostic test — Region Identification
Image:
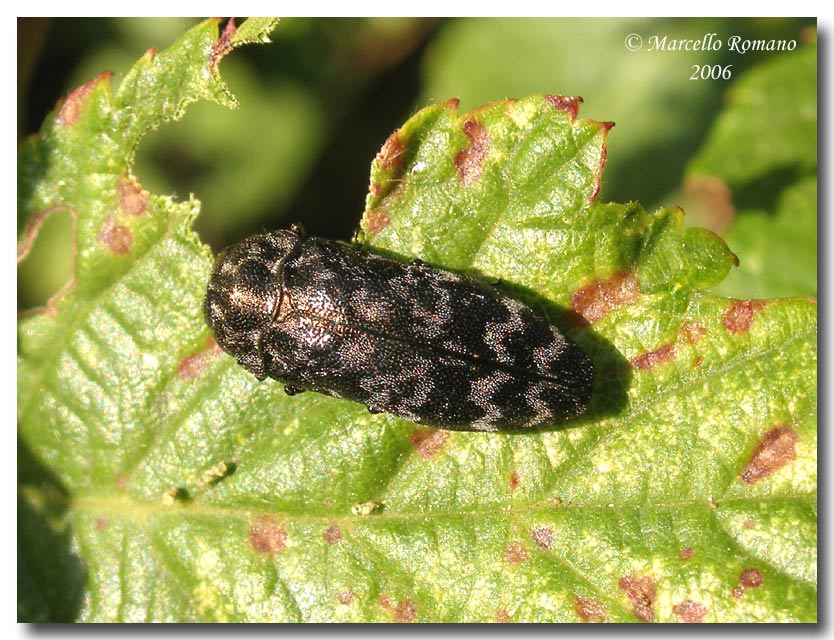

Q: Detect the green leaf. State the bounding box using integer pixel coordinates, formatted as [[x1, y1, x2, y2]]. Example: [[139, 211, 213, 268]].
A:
[[418, 18, 813, 209], [19, 22, 815, 622]]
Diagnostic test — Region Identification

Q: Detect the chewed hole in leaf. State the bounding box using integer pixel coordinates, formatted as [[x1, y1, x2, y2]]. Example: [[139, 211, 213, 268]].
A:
[[17, 205, 77, 313]]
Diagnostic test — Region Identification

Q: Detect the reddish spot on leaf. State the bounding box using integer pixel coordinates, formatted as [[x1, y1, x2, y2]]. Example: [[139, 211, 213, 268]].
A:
[[18, 205, 73, 265], [115, 475, 130, 490], [681, 322, 707, 344], [17, 204, 79, 318], [743, 519, 755, 529], [248, 515, 286, 554], [508, 470, 520, 490], [494, 608, 512, 623], [619, 574, 656, 622], [693, 355, 704, 368], [531, 526, 553, 550], [740, 567, 763, 588], [575, 595, 607, 622], [741, 425, 798, 484], [98, 218, 132, 255], [394, 599, 417, 623], [95, 518, 108, 532], [571, 271, 639, 324], [724, 300, 765, 335], [209, 18, 236, 70], [324, 524, 342, 545], [455, 119, 490, 187], [377, 594, 417, 621], [337, 589, 355, 605], [631, 343, 676, 371], [177, 337, 223, 379], [679, 548, 694, 561], [118, 177, 148, 216], [544, 95, 582, 119], [685, 175, 736, 233], [365, 208, 390, 235], [370, 183, 383, 197], [377, 133, 405, 171], [504, 543, 528, 565], [589, 122, 614, 202], [411, 428, 449, 458], [56, 70, 113, 127], [673, 600, 707, 623], [733, 567, 764, 598]]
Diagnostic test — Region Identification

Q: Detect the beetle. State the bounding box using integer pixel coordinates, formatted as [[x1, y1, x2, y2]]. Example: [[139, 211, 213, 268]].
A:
[[203, 225, 594, 431]]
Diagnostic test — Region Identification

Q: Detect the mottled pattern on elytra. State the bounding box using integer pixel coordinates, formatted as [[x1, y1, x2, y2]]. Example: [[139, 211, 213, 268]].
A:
[[204, 229, 594, 431]]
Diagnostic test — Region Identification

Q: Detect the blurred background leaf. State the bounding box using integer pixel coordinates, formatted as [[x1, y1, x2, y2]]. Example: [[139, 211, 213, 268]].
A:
[[18, 17, 815, 311], [684, 42, 817, 298]]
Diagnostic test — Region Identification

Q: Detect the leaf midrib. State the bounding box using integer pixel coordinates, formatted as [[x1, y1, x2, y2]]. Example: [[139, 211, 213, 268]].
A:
[[19, 484, 816, 526]]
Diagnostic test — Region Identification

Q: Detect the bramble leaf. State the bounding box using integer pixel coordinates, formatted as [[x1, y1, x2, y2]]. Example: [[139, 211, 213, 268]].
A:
[[18, 21, 815, 623]]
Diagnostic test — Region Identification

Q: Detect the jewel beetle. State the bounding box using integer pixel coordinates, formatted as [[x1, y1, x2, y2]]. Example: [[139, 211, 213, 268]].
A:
[[204, 225, 594, 432]]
